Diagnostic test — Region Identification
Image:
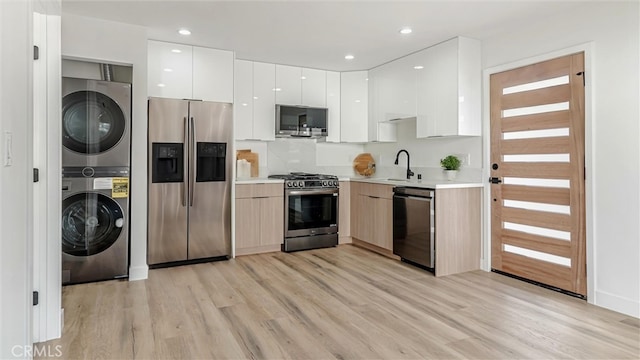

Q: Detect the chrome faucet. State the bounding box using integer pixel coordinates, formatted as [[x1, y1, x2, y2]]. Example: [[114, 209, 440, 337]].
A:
[[394, 149, 414, 180]]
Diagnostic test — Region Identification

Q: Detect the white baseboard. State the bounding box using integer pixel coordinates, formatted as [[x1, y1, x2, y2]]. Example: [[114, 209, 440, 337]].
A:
[[128, 265, 149, 281], [595, 290, 640, 318], [480, 259, 490, 272]]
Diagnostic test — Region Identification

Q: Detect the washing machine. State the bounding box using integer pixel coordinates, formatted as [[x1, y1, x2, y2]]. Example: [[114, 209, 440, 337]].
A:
[[61, 77, 131, 168], [61, 167, 130, 284]]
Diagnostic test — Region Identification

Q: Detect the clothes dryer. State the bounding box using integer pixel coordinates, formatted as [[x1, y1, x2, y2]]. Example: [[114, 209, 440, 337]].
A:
[[61, 77, 131, 167], [61, 166, 130, 284]]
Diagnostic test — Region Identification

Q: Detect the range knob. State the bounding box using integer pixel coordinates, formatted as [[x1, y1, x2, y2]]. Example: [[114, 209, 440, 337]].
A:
[[297, 181, 304, 188], [333, 181, 338, 186], [286, 181, 292, 187], [322, 180, 328, 186]]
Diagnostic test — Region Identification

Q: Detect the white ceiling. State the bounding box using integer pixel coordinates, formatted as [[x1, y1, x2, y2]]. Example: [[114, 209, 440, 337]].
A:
[[61, 0, 585, 71]]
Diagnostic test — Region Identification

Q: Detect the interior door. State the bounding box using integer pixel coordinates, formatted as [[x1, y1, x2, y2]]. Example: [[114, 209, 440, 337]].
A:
[[490, 53, 586, 296]]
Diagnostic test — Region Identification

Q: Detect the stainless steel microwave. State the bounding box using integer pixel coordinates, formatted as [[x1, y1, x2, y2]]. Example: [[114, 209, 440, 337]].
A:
[[275, 104, 328, 138]]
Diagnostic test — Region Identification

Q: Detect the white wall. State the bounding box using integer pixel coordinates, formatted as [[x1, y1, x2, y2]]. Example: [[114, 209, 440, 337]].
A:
[[61, 14, 149, 280], [365, 119, 483, 181], [0, 0, 34, 357], [236, 139, 364, 177], [482, 1, 639, 317]]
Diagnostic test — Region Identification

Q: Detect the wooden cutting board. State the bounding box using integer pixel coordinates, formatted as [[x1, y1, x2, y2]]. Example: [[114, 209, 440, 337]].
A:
[[353, 153, 376, 176], [236, 149, 259, 177]]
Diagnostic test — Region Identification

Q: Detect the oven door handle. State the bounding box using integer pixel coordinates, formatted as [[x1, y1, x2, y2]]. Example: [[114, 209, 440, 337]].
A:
[[287, 189, 338, 196]]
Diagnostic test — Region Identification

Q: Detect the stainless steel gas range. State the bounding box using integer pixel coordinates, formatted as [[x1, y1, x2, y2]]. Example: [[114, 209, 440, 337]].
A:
[[268, 172, 339, 252]]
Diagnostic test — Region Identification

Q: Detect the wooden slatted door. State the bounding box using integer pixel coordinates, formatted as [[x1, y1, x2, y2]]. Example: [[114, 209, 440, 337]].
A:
[[490, 53, 586, 296]]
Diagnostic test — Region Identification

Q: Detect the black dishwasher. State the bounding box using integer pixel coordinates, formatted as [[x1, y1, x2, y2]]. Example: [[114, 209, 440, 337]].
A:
[[393, 187, 435, 270]]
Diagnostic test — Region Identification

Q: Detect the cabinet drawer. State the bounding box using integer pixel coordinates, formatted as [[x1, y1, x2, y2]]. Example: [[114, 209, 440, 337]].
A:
[[357, 183, 393, 199], [236, 183, 283, 198]]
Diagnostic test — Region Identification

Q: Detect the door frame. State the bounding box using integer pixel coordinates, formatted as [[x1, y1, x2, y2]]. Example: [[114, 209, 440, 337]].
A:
[[482, 42, 595, 303], [33, 11, 62, 342]]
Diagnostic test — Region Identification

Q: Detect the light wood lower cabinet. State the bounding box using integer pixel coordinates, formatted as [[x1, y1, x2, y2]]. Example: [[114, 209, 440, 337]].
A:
[[350, 182, 394, 255], [349, 181, 482, 276], [235, 184, 283, 256], [434, 187, 482, 277]]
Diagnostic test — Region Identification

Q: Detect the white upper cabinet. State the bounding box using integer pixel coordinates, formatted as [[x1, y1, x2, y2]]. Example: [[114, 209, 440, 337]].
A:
[[276, 65, 328, 108], [192, 46, 234, 103], [367, 68, 397, 142], [234, 60, 276, 141], [371, 55, 416, 122], [148, 41, 192, 99], [236, 61, 331, 141], [394, 53, 420, 119], [340, 71, 369, 143], [325, 71, 341, 143], [301, 68, 327, 107], [253, 62, 277, 141], [416, 36, 481, 137], [234, 59, 254, 140], [275, 65, 302, 105], [147, 40, 233, 102]]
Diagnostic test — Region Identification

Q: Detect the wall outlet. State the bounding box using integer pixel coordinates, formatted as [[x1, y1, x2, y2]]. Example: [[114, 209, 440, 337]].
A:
[[454, 153, 471, 167]]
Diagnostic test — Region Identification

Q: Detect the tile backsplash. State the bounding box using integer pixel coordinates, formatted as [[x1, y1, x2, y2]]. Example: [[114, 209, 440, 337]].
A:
[[235, 139, 364, 177], [235, 118, 483, 182]]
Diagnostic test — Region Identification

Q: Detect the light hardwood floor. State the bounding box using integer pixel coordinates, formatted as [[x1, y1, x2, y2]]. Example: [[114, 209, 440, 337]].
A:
[[39, 245, 639, 359]]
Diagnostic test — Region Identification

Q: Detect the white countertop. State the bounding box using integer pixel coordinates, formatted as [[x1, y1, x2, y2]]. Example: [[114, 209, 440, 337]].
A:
[[345, 177, 484, 189], [235, 178, 284, 184], [235, 176, 483, 189]]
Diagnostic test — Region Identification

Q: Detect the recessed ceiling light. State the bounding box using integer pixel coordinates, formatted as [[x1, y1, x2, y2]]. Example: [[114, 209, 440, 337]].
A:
[[345, 54, 355, 60], [163, 68, 173, 72], [301, 76, 307, 80], [157, 83, 166, 87], [400, 27, 412, 35], [413, 65, 424, 70], [272, 88, 282, 92], [178, 29, 191, 36], [171, 49, 182, 53]]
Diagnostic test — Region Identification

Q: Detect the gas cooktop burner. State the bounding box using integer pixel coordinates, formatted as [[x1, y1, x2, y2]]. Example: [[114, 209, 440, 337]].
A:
[[268, 172, 339, 189]]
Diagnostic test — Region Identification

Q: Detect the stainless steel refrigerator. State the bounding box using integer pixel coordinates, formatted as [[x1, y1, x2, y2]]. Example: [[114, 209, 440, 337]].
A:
[[147, 98, 232, 265]]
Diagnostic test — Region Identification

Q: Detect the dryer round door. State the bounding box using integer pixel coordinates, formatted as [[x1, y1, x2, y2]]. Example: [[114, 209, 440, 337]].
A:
[[62, 90, 127, 154], [61, 192, 125, 257]]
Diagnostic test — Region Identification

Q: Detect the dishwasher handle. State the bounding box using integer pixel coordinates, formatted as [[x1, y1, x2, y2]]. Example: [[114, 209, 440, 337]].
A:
[[401, 195, 432, 202], [393, 187, 434, 199]]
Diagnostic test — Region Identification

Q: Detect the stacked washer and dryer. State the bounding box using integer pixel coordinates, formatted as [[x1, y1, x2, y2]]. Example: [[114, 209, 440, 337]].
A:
[[61, 76, 132, 285]]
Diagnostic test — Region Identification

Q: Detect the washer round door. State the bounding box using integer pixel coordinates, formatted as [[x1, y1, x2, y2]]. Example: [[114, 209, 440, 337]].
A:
[[62, 90, 127, 154], [61, 192, 125, 257]]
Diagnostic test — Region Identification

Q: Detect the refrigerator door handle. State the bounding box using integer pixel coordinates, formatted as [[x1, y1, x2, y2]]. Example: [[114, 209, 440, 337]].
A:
[[190, 116, 196, 207], [182, 116, 188, 207]]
